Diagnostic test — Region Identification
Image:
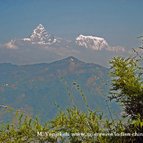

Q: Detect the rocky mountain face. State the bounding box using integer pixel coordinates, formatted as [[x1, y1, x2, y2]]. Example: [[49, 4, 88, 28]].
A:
[[76, 34, 108, 50], [23, 24, 56, 45]]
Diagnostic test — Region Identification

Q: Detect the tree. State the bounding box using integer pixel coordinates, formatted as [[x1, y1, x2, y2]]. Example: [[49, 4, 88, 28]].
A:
[[109, 56, 143, 120], [109, 45, 143, 142]]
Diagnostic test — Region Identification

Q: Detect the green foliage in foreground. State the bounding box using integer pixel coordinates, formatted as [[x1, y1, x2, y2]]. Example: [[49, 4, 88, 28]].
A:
[[0, 47, 143, 142], [110, 57, 143, 120], [0, 109, 127, 143]]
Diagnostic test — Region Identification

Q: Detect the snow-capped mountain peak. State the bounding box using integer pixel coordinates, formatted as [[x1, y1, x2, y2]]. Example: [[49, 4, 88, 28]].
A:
[[23, 24, 56, 45], [76, 34, 108, 50], [35, 24, 45, 31], [3, 25, 125, 54], [30, 24, 48, 40], [75, 34, 125, 52]]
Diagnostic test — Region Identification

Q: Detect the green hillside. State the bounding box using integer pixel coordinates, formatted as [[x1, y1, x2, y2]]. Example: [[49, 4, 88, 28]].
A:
[[0, 57, 119, 122]]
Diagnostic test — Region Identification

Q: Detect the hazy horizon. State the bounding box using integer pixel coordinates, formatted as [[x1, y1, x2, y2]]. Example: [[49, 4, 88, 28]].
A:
[[0, 0, 143, 66]]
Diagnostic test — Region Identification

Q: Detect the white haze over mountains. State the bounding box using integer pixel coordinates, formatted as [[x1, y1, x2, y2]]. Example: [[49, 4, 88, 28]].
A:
[[0, 24, 127, 66]]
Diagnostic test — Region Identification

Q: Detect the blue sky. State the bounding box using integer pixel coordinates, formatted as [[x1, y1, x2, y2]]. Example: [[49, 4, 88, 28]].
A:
[[0, 0, 143, 48], [0, 0, 143, 66]]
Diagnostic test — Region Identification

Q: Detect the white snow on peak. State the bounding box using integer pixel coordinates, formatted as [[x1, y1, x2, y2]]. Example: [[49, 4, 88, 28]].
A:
[[76, 34, 108, 50], [76, 34, 125, 52], [3, 26, 125, 53], [36, 24, 45, 31], [23, 24, 56, 45]]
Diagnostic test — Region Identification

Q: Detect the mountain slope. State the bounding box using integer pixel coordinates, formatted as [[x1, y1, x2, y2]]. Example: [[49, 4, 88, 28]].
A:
[[0, 57, 119, 122]]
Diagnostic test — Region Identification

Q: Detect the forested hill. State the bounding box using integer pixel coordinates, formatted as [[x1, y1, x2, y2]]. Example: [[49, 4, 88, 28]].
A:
[[0, 57, 119, 122]]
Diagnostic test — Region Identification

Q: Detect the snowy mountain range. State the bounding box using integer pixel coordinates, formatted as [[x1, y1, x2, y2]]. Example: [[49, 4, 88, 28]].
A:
[[0, 24, 126, 66], [3, 24, 125, 52]]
